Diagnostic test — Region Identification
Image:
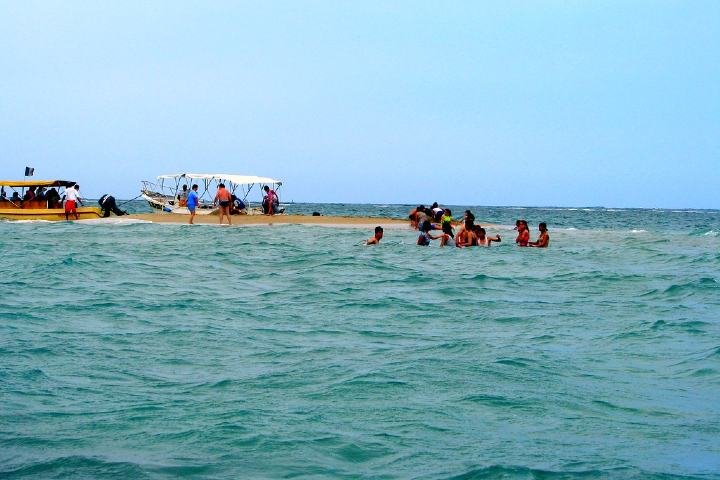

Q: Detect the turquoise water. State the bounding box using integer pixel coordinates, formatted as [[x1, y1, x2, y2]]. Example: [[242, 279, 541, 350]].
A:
[[1, 204, 719, 479]]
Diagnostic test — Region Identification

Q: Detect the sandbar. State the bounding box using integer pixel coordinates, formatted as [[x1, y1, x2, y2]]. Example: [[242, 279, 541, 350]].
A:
[[126, 213, 411, 228]]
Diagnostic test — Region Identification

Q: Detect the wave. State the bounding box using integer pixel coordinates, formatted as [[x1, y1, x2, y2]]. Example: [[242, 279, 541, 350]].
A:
[[1, 455, 151, 479], [80, 218, 153, 225], [446, 464, 697, 479]]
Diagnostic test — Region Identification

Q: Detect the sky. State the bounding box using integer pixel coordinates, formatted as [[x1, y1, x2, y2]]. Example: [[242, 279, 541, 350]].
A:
[[0, 1, 718, 208]]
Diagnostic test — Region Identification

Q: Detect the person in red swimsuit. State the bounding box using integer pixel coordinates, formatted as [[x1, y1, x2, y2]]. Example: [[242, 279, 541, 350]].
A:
[[515, 219, 530, 246]]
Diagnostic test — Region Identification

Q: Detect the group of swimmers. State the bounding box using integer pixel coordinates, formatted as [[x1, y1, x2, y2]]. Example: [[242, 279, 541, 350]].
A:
[[365, 203, 549, 248]]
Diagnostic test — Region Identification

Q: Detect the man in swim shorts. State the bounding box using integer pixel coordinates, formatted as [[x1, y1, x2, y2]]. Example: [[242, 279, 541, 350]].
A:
[[214, 183, 232, 225], [186, 184, 199, 224]]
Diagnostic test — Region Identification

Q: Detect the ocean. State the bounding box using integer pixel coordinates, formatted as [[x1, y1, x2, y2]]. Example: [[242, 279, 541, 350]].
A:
[[1, 203, 719, 479]]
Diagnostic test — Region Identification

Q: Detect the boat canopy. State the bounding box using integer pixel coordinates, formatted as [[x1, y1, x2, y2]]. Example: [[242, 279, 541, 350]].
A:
[[156, 173, 282, 186], [0, 180, 77, 188]]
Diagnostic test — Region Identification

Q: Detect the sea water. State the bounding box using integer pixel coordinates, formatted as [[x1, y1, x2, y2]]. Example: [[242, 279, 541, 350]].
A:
[[1, 204, 719, 479]]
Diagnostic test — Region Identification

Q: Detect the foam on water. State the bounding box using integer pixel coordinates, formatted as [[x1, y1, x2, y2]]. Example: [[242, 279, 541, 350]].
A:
[[1, 204, 719, 479]]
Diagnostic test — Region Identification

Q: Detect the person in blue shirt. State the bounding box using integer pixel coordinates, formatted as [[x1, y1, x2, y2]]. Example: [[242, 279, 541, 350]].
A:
[[186, 184, 200, 224]]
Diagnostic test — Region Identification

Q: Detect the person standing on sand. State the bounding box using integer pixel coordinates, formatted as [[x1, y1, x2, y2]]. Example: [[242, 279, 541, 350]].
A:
[[214, 183, 232, 225], [186, 184, 199, 224], [366, 226, 384, 245], [64, 184, 83, 221], [529, 222, 550, 247]]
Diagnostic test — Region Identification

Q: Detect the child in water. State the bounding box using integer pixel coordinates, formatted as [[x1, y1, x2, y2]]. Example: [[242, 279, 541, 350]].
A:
[[417, 220, 450, 246], [440, 208, 454, 239], [474, 226, 502, 247]]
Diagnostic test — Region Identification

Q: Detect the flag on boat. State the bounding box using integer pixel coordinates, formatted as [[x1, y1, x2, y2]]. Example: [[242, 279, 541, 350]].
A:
[[24, 166, 34, 176]]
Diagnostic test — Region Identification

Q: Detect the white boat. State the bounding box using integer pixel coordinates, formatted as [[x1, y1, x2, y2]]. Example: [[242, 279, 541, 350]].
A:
[[140, 173, 283, 215]]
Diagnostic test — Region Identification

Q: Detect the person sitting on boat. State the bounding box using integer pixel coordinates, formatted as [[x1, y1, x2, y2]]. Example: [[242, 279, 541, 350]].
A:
[[23, 186, 36, 201], [0, 187, 6, 200], [35, 187, 47, 201], [98, 194, 128, 217], [262, 185, 279, 215], [177, 184, 189, 207], [46, 188, 60, 208], [10, 191, 21, 203]]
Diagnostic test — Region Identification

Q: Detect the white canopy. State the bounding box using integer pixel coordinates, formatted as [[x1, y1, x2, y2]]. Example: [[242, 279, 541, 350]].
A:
[[156, 173, 282, 185]]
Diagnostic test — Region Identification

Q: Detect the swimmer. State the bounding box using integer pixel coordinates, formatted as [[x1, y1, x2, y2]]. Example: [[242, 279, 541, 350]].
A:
[[417, 220, 450, 247], [515, 219, 530, 246], [529, 222, 550, 248], [474, 226, 501, 247], [366, 226, 384, 245], [440, 209, 454, 239], [456, 219, 478, 247]]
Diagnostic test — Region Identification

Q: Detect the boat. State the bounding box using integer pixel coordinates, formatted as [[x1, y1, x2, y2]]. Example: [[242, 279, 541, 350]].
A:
[[0, 180, 103, 221], [140, 173, 283, 215]]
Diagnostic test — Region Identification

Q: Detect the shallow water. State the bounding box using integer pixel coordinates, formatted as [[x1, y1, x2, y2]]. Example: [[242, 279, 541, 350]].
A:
[[1, 204, 719, 479]]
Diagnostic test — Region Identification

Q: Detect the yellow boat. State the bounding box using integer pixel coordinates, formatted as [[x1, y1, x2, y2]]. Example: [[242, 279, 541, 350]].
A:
[[0, 179, 102, 221]]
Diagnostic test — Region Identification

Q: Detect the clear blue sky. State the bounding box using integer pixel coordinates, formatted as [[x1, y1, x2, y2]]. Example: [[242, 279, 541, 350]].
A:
[[1, 1, 718, 208]]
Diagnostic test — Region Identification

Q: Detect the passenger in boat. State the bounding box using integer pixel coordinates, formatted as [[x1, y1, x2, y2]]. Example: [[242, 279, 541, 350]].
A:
[[475, 226, 501, 247], [35, 187, 47, 201], [529, 222, 550, 248], [515, 219, 530, 247], [214, 183, 232, 225], [177, 185, 188, 207], [262, 185, 279, 215], [0, 187, 6, 200], [64, 184, 83, 221], [46, 188, 60, 208], [23, 186, 36, 201], [186, 184, 199, 224], [98, 194, 128, 217], [417, 220, 450, 247], [366, 226, 384, 245], [11, 192, 21, 203]]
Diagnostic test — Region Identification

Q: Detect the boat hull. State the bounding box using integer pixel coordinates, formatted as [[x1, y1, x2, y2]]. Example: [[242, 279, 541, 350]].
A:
[[0, 207, 103, 221], [141, 192, 218, 215]]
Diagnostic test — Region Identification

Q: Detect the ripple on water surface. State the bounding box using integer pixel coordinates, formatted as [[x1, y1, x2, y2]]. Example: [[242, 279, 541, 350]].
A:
[[1, 210, 720, 478]]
